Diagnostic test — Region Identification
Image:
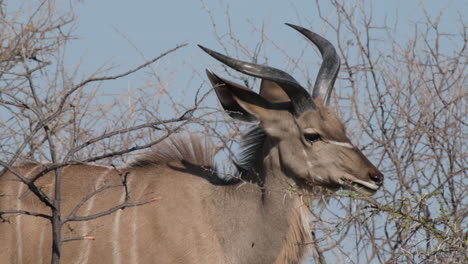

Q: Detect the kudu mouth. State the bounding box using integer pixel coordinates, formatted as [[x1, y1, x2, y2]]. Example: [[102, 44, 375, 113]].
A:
[[340, 176, 380, 195]]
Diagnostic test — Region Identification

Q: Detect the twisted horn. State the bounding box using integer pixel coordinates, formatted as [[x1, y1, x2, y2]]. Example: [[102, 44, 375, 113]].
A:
[[286, 23, 340, 105], [198, 45, 316, 115]]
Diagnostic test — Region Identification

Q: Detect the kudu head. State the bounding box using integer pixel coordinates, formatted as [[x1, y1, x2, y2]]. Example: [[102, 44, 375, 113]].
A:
[[199, 24, 383, 195]]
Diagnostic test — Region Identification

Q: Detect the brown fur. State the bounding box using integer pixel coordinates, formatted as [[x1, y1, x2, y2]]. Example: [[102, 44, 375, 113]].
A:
[[0, 145, 312, 263], [1, 43, 383, 263], [0, 92, 383, 264], [0, 97, 382, 264]]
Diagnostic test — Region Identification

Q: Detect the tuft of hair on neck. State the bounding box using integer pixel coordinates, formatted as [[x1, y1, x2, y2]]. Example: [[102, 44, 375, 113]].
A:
[[129, 133, 217, 169]]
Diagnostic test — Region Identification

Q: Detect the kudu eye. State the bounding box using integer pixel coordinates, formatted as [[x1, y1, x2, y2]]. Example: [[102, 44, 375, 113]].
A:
[[304, 132, 321, 143]]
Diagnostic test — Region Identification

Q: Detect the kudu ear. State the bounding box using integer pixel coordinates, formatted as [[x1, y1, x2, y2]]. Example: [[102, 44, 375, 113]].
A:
[[206, 70, 281, 123], [259, 80, 290, 103], [206, 70, 257, 122]]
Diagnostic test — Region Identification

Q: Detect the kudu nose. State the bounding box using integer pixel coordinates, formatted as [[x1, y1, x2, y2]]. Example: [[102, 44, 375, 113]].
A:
[[369, 172, 384, 186]]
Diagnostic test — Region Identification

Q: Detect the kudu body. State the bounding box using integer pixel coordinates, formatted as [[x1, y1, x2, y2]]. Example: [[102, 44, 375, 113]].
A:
[[0, 24, 383, 264]]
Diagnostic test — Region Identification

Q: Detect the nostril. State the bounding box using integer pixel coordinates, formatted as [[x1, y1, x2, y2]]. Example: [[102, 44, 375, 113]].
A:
[[370, 172, 384, 186]]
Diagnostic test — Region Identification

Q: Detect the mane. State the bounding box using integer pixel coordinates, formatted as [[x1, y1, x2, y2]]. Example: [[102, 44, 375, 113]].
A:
[[129, 134, 236, 185], [129, 128, 268, 185], [234, 125, 267, 184], [129, 134, 216, 169]]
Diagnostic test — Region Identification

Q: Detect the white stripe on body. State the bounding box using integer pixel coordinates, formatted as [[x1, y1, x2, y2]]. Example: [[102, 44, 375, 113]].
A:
[[130, 174, 139, 264], [15, 177, 27, 264], [37, 223, 47, 264], [78, 169, 111, 264], [112, 187, 126, 264]]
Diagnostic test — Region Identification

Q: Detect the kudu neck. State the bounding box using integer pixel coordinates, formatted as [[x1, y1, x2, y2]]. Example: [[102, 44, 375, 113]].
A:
[[220, 138, 311, 263], [259, 139, 299, 192]]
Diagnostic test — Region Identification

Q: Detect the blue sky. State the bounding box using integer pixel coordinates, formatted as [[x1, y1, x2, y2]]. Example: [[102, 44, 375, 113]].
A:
[[2, 1, 465, 262], [66, 0, 466, 105]]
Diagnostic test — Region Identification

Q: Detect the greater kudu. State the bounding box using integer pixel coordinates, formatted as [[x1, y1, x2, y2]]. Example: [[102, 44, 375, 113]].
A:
[[0, 24, 383, 264]]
